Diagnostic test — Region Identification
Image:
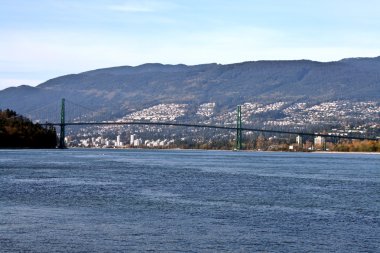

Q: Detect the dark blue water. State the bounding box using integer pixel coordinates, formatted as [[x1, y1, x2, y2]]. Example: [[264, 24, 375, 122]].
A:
[[0, 149, 379, 252]]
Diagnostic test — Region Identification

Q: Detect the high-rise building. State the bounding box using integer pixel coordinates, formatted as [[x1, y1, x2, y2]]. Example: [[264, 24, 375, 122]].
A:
[[133, 139, 142, 146], [314, 136, 325, 146], [130, 134, 135, 145], [296, 135, 303, 145], [116, 135, 121, 146]]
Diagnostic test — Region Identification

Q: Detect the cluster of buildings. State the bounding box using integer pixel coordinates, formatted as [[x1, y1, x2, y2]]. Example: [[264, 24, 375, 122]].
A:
[[267, 101, 380, 127], [64, 100, 379, 149], [110, 100, 380, 129], [214, 102, 287, 124], [69, 135, 125, 148], [130, 134, 175, 148], [270, 134, 327, 151], [210, 100, 379, 128], [196, 103, 215, 117], [68, 134, 175, 148], [121, 103, 187, 122]]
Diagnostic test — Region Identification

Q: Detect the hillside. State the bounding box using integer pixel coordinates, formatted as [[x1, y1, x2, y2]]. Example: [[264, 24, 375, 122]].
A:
[[0, 109, 57, 148], [0, 57, 379, 122]]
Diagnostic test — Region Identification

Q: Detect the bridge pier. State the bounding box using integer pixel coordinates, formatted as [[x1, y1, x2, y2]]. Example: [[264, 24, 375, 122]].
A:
[[236, 105, 242, 150], [59, 98, 66, 149]]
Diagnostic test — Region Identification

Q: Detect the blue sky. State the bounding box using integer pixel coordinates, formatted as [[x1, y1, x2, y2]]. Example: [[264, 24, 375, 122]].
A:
[[1, 0, 380, 90]]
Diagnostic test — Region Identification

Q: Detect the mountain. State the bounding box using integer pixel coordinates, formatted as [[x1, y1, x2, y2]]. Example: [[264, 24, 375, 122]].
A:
[[1, 57, 380, 122]]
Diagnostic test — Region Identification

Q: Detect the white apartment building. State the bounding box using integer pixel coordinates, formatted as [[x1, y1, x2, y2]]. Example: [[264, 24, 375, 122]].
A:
[[314, 136, 325, 146]]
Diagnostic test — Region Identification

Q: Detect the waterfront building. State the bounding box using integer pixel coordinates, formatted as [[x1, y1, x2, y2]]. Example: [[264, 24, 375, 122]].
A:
[[296, 135, 303, 145], [314, 136, 325, 146], [130, 134, 135, 145], [133, 139, 142, 146]]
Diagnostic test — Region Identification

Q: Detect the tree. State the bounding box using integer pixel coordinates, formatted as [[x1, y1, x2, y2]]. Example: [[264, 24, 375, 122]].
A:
[[0, 109, 57, 148]]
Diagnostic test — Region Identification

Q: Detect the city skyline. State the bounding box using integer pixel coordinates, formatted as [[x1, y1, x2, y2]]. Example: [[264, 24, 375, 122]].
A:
[[1, 0, 380, 90]]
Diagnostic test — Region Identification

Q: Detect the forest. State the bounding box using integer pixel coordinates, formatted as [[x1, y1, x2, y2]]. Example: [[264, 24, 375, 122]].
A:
[[0, 109, 57, 148]]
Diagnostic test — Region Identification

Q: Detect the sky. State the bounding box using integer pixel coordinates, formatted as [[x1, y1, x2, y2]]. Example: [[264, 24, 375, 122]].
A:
[[1, 0, 380, 90]]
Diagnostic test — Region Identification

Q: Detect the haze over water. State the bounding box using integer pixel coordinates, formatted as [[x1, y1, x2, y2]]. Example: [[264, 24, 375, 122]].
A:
[[0, 149, 379, 252]]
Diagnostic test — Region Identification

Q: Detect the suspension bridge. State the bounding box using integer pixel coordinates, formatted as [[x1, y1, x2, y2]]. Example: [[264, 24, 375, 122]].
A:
[[26, 98, 378, 149]]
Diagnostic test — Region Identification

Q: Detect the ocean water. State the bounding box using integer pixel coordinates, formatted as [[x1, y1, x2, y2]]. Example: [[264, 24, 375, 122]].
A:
[[0, 149, 379, 252]]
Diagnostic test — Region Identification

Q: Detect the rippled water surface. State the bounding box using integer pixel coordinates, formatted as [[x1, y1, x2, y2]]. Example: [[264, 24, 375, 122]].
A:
[[0, 149, 379, 252]]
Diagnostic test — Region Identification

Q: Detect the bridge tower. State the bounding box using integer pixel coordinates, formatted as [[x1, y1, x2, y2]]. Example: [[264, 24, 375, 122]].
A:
[[59, 98, 66, 149], [236, 105, 242, 150]]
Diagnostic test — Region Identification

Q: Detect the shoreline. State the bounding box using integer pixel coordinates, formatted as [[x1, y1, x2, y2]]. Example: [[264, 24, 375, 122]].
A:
[[1, 147, 379, 154], [313, 151, 380, 155]]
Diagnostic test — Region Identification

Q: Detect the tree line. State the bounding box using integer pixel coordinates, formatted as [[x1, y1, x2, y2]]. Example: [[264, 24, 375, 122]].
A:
[[0, 109, 57, 148]]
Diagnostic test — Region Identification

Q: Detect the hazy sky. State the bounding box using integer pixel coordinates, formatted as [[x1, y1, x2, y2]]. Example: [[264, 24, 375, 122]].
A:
[[1, 0, 380, 90]]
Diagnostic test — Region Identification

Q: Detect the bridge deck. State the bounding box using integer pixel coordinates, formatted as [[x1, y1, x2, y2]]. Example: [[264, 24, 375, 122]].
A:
[[42, 121, 379, 141]]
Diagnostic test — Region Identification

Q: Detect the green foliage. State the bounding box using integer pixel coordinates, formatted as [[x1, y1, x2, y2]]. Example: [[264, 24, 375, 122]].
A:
[[0, 109, 57, 148]]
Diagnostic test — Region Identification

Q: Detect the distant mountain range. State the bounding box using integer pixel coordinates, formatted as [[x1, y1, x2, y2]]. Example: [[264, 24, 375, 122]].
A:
[[1, 57, 380, 123]]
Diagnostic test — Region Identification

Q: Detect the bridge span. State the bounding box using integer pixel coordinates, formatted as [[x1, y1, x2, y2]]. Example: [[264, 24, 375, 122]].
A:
[[41, 99, 378, 149]]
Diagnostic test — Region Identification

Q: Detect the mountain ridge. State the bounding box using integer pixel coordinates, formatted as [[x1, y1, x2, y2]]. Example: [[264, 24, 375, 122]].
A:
[[1, 57, 379, 121]]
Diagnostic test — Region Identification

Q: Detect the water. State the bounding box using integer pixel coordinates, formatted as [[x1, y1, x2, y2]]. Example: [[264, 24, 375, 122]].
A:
[[0, 149, 379, 252]]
